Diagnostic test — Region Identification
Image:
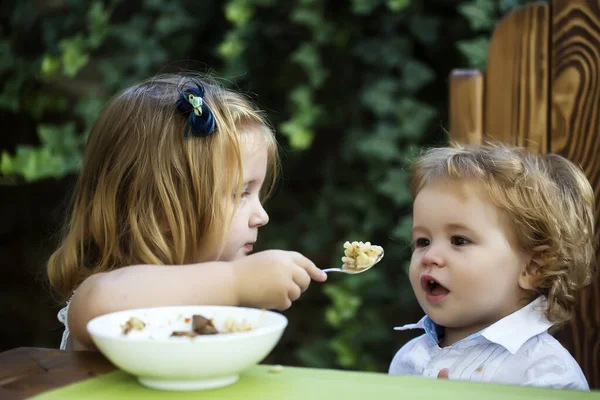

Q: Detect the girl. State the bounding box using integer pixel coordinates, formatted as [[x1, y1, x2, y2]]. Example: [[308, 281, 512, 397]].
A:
[[47, 73, 327, 351], [389, 142, 594, 390]]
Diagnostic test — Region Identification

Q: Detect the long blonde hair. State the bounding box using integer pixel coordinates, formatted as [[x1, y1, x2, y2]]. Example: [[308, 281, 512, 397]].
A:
[[409, 141, 596, 325], [47, 73, 280, 301]]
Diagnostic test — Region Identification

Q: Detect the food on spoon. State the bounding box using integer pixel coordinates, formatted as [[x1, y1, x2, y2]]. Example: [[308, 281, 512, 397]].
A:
[[341, 241, 383, 271]]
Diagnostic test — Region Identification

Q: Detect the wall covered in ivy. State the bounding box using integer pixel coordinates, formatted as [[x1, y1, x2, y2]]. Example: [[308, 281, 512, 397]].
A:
[[0, 0, 541, 372]]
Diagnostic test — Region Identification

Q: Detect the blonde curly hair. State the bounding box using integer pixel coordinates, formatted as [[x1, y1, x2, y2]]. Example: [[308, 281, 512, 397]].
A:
[[408, 141, 596, 325]]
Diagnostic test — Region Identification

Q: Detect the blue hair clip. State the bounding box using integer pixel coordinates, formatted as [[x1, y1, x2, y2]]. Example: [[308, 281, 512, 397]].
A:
[[176, 83, 216, 138]]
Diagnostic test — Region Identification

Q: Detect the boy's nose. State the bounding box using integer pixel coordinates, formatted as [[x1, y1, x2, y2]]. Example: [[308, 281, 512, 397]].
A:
[[421, 245, 446, 268]]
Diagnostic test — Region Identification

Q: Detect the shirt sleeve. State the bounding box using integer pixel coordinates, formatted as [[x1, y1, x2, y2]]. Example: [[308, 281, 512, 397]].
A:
[[388, 335, 424, 375], [522, 353, 589, 391]]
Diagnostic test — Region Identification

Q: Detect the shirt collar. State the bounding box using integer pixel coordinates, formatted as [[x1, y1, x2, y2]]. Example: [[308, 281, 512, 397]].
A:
[[393, 297, 554, 354], [393, 316, 442, 345], [481, 296, 553, 354]]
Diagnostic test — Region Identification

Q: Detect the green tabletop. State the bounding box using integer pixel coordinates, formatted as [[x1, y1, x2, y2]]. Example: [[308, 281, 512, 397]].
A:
[[32, 364, 599, 400]]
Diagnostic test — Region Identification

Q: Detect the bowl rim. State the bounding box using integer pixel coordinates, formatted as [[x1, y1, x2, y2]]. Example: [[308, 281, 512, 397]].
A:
[[87, 305, 288, 344]]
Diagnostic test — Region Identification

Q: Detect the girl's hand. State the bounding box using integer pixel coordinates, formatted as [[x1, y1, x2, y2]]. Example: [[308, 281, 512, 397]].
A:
[[232, 250, 327, 310]]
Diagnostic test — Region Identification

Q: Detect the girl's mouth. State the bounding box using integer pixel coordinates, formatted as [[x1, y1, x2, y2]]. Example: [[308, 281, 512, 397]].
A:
[[244, 243, 254, 252], [420, 275, 450, 303]]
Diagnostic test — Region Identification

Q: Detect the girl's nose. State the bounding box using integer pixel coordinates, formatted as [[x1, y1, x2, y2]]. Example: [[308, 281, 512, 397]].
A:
[[250, 202, 269, 228]]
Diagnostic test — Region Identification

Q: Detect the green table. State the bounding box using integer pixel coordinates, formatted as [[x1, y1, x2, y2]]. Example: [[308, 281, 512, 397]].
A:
[[32, 364, 599, 400], [2, 348, 597, 399]]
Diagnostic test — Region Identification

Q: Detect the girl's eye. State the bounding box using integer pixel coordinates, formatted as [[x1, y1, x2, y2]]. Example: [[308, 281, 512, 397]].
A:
[[233, 189, 250, 200], [451, 236, 470, 246], [414, 238, 430, 248]]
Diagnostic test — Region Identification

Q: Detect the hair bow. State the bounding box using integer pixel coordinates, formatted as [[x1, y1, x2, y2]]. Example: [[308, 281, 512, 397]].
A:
[[176, 83, 216, 138]]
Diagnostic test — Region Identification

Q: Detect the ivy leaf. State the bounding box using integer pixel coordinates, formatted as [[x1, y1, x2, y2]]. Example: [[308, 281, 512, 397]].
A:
[[279, 86, 321, 150], [112, 15, 150, 48], [356, 123, 402, 162], [218, 31, 245, 60], [353, 37, 412, 68], [329, 337, 357, 367], [323, 284, 362, 327], [40, 54, 60, 78], [0, 40, 15, 74], [58, 35, 89, 77], [38, 123, 80, 153], [296, 340, 333, 369], [360, 77, 400, 117], [390, 215, 413, 243], [87, 1, 110, 49], [76, 94, 106, 133], [25, 92, 69, 119], [351, 0, 383, 15], [376, 168, 412, 205], [291, 43, 327, 88], [401, 59, 435, 93], [387, 0, 410, 12], [396, 98, 437, 138], [280, 123, 314, 150], [458, 0, 497, 31], [225, 0, 254, 28], [155, 12, 194, 37], [408, 15, 441, 45], [457, 36, 490, 70], [0, 71, 25, 112]]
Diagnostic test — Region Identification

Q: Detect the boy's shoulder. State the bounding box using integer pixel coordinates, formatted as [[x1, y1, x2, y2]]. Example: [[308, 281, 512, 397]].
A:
[[516, 331, 583, 372], [495, 331, 589, 390]]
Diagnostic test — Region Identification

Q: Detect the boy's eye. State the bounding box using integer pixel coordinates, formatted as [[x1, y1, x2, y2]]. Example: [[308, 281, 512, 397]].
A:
[[414, 238, 430, 248], [451, 236, 470, 246]]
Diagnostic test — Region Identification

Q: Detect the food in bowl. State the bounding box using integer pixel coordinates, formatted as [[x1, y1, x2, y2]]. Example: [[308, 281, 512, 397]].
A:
[[171, 315, 219, 337], [87, 305, 287, 391], [169, 313, 255, 336], [341, 241, 384, 271], [121, 316, 146, 334], [120, 312, 259, 338]]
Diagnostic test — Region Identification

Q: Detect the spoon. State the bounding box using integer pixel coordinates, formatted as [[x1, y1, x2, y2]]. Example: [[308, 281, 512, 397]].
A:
[[322, 250, 385, 274]]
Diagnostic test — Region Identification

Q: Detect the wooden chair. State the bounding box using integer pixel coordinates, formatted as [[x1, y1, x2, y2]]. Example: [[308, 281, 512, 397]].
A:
[[448, 0, 600, 389]]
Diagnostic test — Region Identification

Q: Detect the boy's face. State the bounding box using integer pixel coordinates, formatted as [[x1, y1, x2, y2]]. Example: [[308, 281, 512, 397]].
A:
[[218, 130, 270, 261], [409, 179, 532, 344]]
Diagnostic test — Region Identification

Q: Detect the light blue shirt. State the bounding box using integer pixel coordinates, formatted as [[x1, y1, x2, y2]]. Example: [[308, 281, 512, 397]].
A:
[[388, 297, 589, 391]]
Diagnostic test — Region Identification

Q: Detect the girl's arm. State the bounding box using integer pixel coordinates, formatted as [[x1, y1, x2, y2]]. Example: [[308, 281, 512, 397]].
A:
[[68, 250, 326, 349]]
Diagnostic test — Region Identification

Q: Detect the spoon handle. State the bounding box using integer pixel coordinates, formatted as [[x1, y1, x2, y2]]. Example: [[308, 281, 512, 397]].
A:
[[321, 268, 343, 273]]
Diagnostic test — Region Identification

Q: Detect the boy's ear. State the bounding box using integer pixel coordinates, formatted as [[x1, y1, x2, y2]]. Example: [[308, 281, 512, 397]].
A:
[[518, 253, 542, 291]]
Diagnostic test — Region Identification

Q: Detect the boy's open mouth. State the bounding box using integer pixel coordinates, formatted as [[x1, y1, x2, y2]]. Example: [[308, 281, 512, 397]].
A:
[[420, 275, 450, 298]]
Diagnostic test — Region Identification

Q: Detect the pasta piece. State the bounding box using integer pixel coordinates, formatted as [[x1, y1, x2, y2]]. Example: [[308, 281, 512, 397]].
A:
[[341, 241, 383, 271]]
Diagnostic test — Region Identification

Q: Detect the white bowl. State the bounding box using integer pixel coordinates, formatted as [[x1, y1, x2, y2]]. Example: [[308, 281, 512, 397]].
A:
[[87, 305, 287, 391]]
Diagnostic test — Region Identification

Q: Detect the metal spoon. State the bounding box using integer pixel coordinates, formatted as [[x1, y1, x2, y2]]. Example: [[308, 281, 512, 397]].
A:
[[322, 250, 385, 274]]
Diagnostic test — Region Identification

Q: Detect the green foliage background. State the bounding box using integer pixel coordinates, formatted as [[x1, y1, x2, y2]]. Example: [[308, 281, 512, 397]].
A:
[[0, 0, 541, 371]]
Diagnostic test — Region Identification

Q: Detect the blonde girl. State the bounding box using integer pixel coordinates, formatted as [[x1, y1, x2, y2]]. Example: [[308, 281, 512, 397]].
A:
[[48, 73, 326, 350]]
